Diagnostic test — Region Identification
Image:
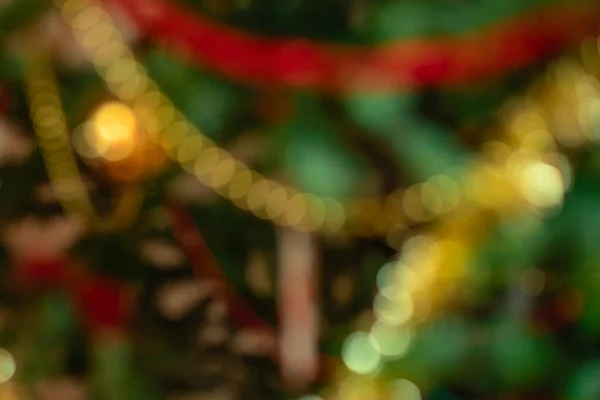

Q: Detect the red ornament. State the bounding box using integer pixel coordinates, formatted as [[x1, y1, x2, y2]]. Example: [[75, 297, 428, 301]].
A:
[[73, 276, 133, 332]]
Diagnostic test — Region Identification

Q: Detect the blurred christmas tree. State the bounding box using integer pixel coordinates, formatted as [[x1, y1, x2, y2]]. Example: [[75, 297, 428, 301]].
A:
[[0, 0, 600, 399]]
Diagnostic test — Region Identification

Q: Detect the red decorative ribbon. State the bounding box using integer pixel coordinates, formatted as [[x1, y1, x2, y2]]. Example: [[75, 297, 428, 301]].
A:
[[165, 200, 333, 381], [165, 199, 272, 332], [106, 0, 600, 92]]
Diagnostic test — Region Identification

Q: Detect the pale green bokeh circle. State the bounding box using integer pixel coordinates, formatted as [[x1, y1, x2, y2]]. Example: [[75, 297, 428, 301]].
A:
[[342, 332, 382, 375], [370, 322, 412, 359], [392, 379, 422, 400], [0, 349, 15, 384]]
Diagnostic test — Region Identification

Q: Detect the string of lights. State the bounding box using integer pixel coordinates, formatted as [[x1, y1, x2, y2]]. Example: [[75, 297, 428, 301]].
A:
[[25, 51, 143, 232], [323, 37, 600, 400], [54, 0, 470, 238], [15, 0, 598, 399]]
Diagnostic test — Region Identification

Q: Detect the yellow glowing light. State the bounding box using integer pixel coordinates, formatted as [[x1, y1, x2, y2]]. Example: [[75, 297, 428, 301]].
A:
[[118, 68, 149, 102], [265, 187, 289, 221], [391, 379, 422, 400], [72, 123, 100, 159], [161, 120, 190, 157], [370, 322, 412, 359], [0, 349, 15, 384], [210, 155, 237, 188], [72, 6, 104, 31], [154, 103, 177, 134], [376, 263, 396, 293], [246, 179, 271, 215], [105, 58, 136, 85], [177, 136, 205, 165], [518, 161, 564, 208], [82, 23, 114, 49], [581, 97, 600, 140], [339, 377, 382, 400], [505, 149, 542, 178], [284, 193, 308, 227], [228, 168, 253, 203], [590, 97, 600, 124], [93, 41, 125, 67], [507, 108, 547, 140], [395, 266, 419, 293], [521, 129, 555, 152], [302, 193, 326, 231], [90, 102, 137, 161], [343, 385, 381, 400], [374, 293, 413, 325], [467, 163, 516, 209], [341, 332, 382, 375], [402, 236, 438, 265], [193, 147, 220, 176]]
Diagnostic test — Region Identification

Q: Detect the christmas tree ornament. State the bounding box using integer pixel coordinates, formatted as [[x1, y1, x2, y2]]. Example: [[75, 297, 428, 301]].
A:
[[87, 101, 139, 162], [73, 101, 168, 181]]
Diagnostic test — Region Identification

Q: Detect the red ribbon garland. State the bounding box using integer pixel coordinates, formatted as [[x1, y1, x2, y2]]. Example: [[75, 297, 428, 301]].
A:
[[164, 200, 272, 332], [106, 0, 600, 92], [165, 200, 332, 381]]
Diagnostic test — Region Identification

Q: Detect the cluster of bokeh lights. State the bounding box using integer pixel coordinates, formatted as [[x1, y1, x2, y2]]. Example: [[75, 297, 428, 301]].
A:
[[23, 0, 599, 399]]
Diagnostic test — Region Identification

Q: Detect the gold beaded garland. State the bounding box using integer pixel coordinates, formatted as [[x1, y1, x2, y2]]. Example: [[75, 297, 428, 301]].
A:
[[50, 0, 480, 237], [23, 1, 600, 398], [25, 51, 143, 232]]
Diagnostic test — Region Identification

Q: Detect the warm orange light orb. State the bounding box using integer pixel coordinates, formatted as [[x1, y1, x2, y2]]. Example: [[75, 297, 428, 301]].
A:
[[89, 101, 138, 161]]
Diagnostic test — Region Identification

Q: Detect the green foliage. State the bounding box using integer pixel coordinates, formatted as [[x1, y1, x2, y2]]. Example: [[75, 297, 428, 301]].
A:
[[370, 0, 576, 41], [145, 51, 242, 141], [0, 0, 49, 41], [489, 318, 557, 389], [384, 316, 474, 386], [565, 361, 600, 400], [276, 96, 367, 199], [15, 295, 77, 382]]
